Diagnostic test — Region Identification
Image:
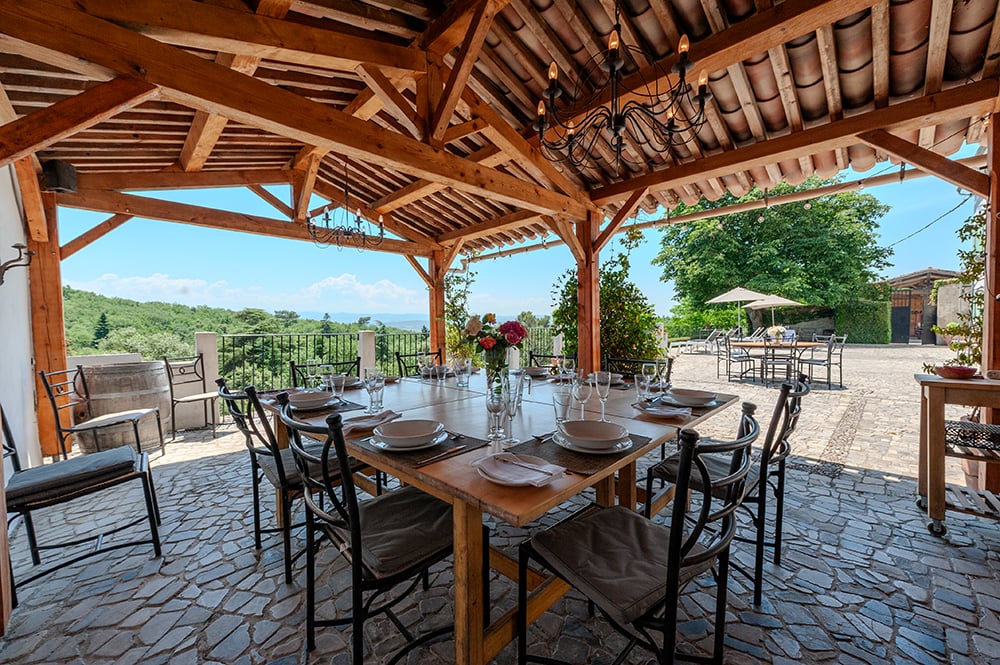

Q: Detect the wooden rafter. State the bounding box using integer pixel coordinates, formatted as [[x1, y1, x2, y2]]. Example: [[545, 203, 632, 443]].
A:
[[57, 189, 432, 256], [870, 1, 890, 109], [0, 1, 586, 218], [355, 64, 422, 139], [0, 78, 158, 167], [591, 79, 999, 204], [405, 255, 433, 288], [918, 0, 953, 147], [856, 130, 989, 198], [293, 153, 321, 220], [594, 188, 647, 254], [436, 209, 538, 243], [60, 213, 132, 259], [430, 0, 497, 142], [372, 146, 506, 213], [248, 184, 294, 218], [542, 215, 584, 264], [12, 157, 46, 242]]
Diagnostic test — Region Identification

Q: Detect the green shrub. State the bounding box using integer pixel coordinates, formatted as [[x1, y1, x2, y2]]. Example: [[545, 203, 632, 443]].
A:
[[835, 300, 890, 344]]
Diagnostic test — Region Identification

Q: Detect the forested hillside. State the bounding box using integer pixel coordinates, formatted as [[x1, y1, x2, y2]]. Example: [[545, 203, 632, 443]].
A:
[[63, 287, 417, 358]]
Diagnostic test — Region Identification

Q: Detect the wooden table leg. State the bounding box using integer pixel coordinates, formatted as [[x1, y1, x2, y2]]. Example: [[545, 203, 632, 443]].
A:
[[453, 501, 485, 665], [918, 386, 928, 498], [926, 388, 947, 528]]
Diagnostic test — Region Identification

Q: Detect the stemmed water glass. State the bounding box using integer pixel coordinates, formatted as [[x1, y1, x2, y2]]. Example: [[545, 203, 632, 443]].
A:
[[641, 362, 658, 398], [571, 375, 592, 419], [486, 392, 506, 441], [593, 371, 612, 422], [319, 363, 334, 391], [562, 357, 576, 380], [502, 372, 525, 445], [304, 358, 321, 390], [363, 367, 384, 414]]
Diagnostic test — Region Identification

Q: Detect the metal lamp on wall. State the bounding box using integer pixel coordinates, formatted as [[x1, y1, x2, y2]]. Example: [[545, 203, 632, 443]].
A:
[[0, 243, 34, 285]]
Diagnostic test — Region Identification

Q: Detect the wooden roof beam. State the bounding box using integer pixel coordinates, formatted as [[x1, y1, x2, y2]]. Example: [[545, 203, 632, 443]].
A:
[[248, 184, 294, 218], [543, 215, 585, 264], [594, 188, 647, 254], [0, 77, 158, 167], [918, 0, 953, 147], [292, 153, 321, 220], [76, 169, 292, 191], [430, 0, 497, 142], [0, 1, 586, 218], [57, 189, 432, 256], [856, 130, 988, 198], [12, 157, 46, 242], [436, 209, 538, 242], [60, 213, 132, 259], [591, 79, 999, 204], [355, 64, 423, 139]]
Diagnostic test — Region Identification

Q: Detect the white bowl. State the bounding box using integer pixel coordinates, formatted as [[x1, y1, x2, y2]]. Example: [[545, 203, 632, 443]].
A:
[[556, 420, 628, 450], [665, 388, 716, 407], [287, 391, 333, 409], [525, 366, 549, 377], [374, 419, 444, 448]]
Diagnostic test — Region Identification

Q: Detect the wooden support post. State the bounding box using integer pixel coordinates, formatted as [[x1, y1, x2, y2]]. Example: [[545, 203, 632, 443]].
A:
[[981, 118, 1000, 491], [27, 193, 66, 458], [429, 250, 447, 360], [576, 210, 601, 373]]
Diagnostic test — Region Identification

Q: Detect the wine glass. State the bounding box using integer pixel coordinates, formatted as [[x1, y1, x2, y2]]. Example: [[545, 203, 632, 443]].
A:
[[502, 373, 525, 445], [319, 363, 334, 391], [641, 362, 658, 397], [562, 357, 576, 380], [593, 371, 612, 422], [656, 357, 671, 387], [304, 358, 321, 390], [571, 375, 592, 419], [416, 355, 428, 382], [363, 368, 384, 414], [486, 393, 506, 441]]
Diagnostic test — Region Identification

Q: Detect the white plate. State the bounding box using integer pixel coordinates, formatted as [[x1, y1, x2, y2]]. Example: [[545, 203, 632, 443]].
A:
[[632, 403, 691, 419], [552, 432, 633, 455], [289, 397, 337, 412], [476, 453, 553, 486], [370, 430, 447, 452], [657, 395, 722, 409]]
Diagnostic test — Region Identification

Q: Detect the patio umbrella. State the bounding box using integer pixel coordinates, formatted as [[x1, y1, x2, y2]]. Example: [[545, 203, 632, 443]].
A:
[[706, 287, 770, 334], [744, 294, 804, 326]]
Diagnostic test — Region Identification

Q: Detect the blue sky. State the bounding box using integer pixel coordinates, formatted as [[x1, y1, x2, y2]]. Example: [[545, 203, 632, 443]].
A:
[[59, 154, 981, 322]]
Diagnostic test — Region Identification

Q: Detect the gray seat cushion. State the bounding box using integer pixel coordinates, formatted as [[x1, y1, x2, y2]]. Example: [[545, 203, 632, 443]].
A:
[[257, 442, 334, 488], [531, 505, 709, 626], [335, 486, 453, 580], [6, 446, 139, 506], [649, 449, 760, 499], [67, 408, 155, 432]]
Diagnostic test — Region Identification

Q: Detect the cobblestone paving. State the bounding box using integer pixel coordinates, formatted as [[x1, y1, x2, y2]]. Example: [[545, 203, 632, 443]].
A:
[[4, 344, 1000, 664]]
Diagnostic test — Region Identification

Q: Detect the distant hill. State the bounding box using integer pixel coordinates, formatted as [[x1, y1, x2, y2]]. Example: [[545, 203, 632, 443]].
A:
[[62, 287, 421, 358]]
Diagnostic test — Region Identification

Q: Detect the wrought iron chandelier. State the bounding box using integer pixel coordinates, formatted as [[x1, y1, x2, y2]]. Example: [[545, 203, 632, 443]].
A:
[[307, 163, 384, 249], [532, 2, 711, 170]]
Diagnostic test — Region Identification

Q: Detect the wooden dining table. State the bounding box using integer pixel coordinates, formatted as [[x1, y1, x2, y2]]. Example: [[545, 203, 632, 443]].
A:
[[267, 373, 737, 665]]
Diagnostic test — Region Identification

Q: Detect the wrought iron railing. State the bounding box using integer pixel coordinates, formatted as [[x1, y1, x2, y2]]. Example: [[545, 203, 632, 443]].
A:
[[374, 332, 433, 375]]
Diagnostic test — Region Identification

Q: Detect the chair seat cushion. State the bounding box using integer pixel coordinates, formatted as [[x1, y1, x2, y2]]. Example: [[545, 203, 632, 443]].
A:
[[531, 505, 710, 626], [174, 392, 218, 404], [6, 446, 139, 506], [258, 442, 332, 487], [68, 409, 156, 431], [648, 449, 760, 499], [353, 486, 453, 579]]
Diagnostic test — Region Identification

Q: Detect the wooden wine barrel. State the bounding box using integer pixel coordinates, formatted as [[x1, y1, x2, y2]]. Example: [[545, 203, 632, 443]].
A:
[[75, 361, 170, 454]]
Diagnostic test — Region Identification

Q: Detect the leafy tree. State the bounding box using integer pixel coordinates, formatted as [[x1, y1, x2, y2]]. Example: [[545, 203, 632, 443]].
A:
[[654, 179, 892, 310], [97, 326, 191, 359], [444, 264, 477, 357], [321, 313, 333, 334], [274, 310, 300, 328], [92, 312, 110, 347], [551, 228, 658, 360], [517, 311, 551, 328], [235, 308, 281, 334]]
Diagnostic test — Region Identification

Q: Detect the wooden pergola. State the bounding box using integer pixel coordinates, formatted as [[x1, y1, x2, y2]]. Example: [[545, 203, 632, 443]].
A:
[[2, 0, 1000, 459]]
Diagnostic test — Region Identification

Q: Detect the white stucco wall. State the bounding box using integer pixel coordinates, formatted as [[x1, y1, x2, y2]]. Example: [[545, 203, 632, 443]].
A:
[[0, 165, 41, 470]]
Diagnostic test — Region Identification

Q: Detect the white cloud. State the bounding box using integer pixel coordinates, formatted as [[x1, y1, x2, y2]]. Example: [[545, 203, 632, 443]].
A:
[[67, 272, 424, 314]]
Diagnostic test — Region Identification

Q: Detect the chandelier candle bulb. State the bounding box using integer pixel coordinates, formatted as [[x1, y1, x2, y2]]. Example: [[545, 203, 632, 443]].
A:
[[679, 34, 689, 54]]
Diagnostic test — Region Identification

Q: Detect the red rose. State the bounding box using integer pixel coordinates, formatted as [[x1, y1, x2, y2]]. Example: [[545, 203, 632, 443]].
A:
[[505, 332, 521, 344], [479, 336, 497, 350]]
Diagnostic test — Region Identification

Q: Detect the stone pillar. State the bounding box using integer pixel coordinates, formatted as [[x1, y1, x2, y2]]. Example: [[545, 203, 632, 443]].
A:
[[359, 330, 376, 372]]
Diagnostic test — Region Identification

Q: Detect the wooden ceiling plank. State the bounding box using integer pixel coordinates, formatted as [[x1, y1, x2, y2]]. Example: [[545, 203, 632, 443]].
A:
[[248, 184, 294, 218], [13, 156, 46, 241], [76, 169, 292, 190], [870, 0, 889, 109], [856, 129, 988, 198], [57, 189, 431, 255], [594, 187, 647, 253], [982, 7, 1000, 80], [442, 117, 487, 143], [0, 77, 158, 167], [0, 1, 586, 218], [431, 0, 497, 141], [436, 210, 538, 242], [918, 0, 953, 148], [355, 64, 423, 139], [296, 0, 423, 39], [591, 79, 999, 204], [768, 45, 803, 131], [405, 255, 433, 288], [507, 0, 577, 87], [60, 213, 131, 259], [422, 0, 511, 54]]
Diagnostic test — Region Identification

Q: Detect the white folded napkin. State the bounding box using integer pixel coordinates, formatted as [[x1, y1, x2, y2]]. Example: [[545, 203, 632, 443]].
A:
[[342, 410, 402, 434], [635, 403, 692, 419], [473, 453, 565, 487]]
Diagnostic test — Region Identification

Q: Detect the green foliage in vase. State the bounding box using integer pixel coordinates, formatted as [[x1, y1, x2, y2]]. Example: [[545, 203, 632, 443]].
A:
[[654, 178, 892, 330], [929, 208, 984, 370], [551, 228, 659, 360]]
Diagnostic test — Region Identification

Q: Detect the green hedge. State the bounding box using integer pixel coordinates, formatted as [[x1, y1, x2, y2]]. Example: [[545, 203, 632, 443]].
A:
[[835, 300, 890, 344]]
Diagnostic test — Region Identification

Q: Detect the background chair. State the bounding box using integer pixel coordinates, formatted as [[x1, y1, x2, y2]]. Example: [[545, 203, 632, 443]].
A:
[[394, 348, 441, 377], [721, 336, 756, 382], [799, 334, 846, 388], [277, 398, 487, 663], [3, 402, 160, 596], [602, 355, 671, 379], [290, 356, 361, 388], [518, 425, 757, 665], [163, 353, 218, 440], [39, 366, 165, 458], [759, 339, 797, 387]]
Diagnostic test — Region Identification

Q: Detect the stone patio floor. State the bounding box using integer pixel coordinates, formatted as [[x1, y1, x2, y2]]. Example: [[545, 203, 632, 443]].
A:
[[3, 343, 1000, 664]]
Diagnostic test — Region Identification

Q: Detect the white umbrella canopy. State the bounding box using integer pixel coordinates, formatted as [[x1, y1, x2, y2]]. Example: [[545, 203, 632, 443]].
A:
[[744, 294, 805, 326], [706, 287, 770, 334]]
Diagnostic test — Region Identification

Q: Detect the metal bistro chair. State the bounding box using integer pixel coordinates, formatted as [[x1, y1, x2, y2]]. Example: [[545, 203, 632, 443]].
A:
[[163, 353, 218, 440], [527, 352, 574, 369], [277, 395, 490, 664], [759, 338, 797, 387], [2, 401, 161, 597], [290, 356, 361, 388], [517, 424, 757, 665], [394, 348, 441, 377], [39, 366, 165, 459], [721, 336, 755, 382], [602, 355, 672, 380], [799, 334, 847, 389]]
